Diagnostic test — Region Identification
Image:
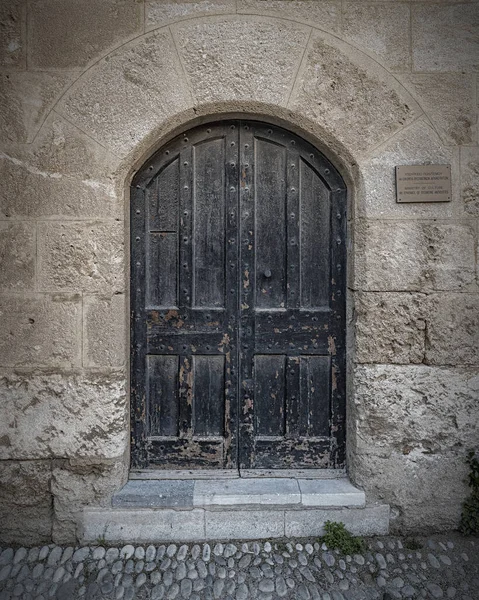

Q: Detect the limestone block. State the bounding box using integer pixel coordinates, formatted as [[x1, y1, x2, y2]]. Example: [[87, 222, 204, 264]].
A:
[[237, 0, 341, 31], [359, 118, 457, 219], [461, 146, 479, 216], [57, 29, 191, 156], [289, 32, 419, 158], [285, 505, 389, 538], [0, 371, 127, 460], [425, 293, 479, 366], [0, 0, 25, 68], [82, 508, 206, 543], [146, 0, 236, 29], [0, 113, 121, 219], [28, 0, 143, 69], [204, 509, 284, 539], [352, 364, 479, 456], [352, 448, 469, 534], [0, 460, 53, 545], [412, 4, 479, 72], [83, 294, 126, 367], [52, 459, 127, 544], [37, 221, 124, 293], [355, 292, 427, 364], [0, 72, 74, 143], [173, 17, 309, 105], [0, 222, 35, 290], [354, 220, 476, 292], [342, 2, 410, 72], [401, 74, 476, 146], [0, 294, 81, 367]]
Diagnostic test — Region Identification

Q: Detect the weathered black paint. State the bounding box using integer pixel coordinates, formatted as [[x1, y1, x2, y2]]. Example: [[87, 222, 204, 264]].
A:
[[131, 120, 347, 470]]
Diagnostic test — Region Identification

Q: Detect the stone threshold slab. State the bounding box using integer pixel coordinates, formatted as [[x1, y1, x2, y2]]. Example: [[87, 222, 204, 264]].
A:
[[112, 477, 365, 509], [81, 505, 390, 543], [130, 468, 347, 480]]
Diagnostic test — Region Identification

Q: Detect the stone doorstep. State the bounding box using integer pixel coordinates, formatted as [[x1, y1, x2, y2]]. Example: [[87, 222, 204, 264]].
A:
[[81, 477, 389, 543], [81, 505, 390, 544], [111, 477, 366, 509]]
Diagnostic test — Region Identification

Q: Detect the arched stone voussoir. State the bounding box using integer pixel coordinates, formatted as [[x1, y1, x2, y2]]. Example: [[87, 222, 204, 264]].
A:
[[289, 30, 423, 159], [55, 28, 194, 158], [171, 16, 310, 107]]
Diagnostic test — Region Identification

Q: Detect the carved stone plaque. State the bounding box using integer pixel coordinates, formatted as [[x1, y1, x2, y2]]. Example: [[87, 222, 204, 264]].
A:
[[396, 165, 451, 203]]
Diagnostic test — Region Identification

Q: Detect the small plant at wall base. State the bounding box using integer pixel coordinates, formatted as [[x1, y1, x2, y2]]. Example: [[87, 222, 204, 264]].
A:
[[459, 450, 479, 535], [320, 520, 364, 554]]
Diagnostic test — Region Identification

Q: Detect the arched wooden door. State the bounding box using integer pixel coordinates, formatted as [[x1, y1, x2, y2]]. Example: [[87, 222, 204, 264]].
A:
[[131, 120, 346, 471]]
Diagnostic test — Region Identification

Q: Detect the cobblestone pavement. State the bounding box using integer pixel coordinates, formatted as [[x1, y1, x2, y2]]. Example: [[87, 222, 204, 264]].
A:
[[0, 534, 477, 600]]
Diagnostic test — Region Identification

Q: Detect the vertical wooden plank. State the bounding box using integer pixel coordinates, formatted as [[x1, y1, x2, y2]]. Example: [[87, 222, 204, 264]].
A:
[[254, 355, 286, 436], [299, 356, 330, 437], [130, 185, 148, 468], [329, 187, 347, 465], [179, 145, 193, 310], [286, 356, 300, 438], [300, 160, 330, 308], [239, 122, 255, 468], [148, 157, 180, 232], [193, 138, 226, 307], [178, 355, 193, 439], [147, 355, 179, 436], [254, 138, 287, 309], [193, 355, 225, 436], [287, 150, 300, 309], [224, 121, 240, 468], [146, 233, 177, 307]]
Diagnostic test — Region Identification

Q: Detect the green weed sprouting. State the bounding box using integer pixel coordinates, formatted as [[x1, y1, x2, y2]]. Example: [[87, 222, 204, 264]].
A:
[[320, 520, 364, 555], [459, 449, 479, 535]]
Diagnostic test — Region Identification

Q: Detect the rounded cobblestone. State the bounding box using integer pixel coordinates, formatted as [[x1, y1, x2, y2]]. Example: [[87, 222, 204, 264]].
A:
[[0, 536, 476, 600]]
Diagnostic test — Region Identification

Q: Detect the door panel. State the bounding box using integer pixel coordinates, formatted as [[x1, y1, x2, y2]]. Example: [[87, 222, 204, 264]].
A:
[[131, 120, 346, 470]]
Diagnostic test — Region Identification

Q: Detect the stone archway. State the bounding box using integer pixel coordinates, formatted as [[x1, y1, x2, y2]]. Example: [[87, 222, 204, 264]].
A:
[[5, 10, 469, 543]]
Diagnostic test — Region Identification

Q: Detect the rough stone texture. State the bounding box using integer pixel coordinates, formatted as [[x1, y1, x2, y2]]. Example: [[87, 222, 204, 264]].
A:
[[52, 459, 127, 543], [0, 294, 81, 367], [353, 364, 479, 456], [0, 371, 127, 459], [285, 505, 389, 538], [401, 74, 477, 146], [342, 2, 410, 72], [174, 17, 309, 105], [237, 0, 341, 31], [28, 0, 143, 69], [359, 118, 457, 219], [82, 508, 206, 543], [352, 364, 479, 532], [146, 0, 236, 28], [57, 29, 192, 156], [355, 292, 427, 364], [290, 32, 418, 157], [0, 460, 52, 545], [0, 72, 74, 144], [353, 448, 470, 535], [204, 509, 285, 539], [354, 220, 476, 291], [0, 0, 25, 68], [412, 4, 479, 72], [0, 222, 35, 290], [37, 221, 124, 293], [0, 113, 121, 219], [83, 294, 126, 367], [425, 293, 479, 366], [461, 146, 479, 216]]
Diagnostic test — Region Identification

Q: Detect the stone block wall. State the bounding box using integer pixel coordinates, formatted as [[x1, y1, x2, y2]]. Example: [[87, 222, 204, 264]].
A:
[[0, 0, 478, 543]]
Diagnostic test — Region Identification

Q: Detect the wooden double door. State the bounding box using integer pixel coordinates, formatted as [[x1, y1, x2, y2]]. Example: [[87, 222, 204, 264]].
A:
[[131, 120, 346, 471]]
